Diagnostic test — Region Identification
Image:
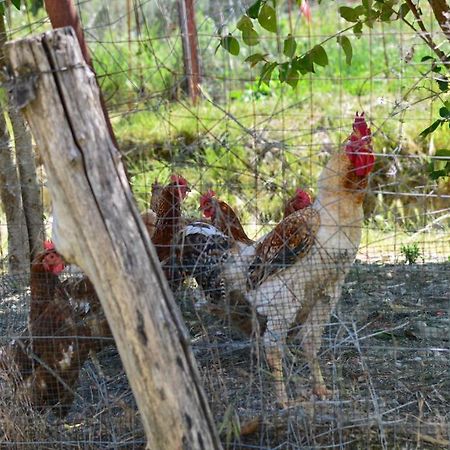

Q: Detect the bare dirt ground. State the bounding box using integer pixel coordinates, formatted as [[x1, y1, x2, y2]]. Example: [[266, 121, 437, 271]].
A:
[[0, 261, 448, 449]]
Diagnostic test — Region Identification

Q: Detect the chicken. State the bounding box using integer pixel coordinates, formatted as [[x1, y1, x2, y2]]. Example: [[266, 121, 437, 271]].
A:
[[199, 190, 253, 244], [283, 188, 313, 218], [2, 242, 111, 417], [237, 112, 375, 405], [141, 181, 164, 239], [169, 221, 261, 335], [151, 175, 190, 261]]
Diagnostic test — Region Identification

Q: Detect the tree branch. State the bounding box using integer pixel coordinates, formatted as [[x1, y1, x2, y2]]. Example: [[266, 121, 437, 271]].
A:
[[404, 0, 449, 66], [428, 0, 450, 43]]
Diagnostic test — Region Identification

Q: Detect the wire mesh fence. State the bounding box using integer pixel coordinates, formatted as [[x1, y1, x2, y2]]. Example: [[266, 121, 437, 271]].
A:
[[0, 0, 449, 448]]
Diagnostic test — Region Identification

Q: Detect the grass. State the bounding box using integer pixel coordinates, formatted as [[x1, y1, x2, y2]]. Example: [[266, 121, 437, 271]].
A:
[[1, 1, 448, 259]]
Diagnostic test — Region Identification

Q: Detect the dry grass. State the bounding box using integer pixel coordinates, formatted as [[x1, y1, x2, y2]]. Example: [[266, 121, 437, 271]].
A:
[[0, 260, 448, 448]]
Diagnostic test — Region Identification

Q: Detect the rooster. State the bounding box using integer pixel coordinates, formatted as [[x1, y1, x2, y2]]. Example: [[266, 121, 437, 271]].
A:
[[2, 242, 111, 417], [283, 188, 313, 218], [199, 190, 253, 244], [151, 175, 190, 261], [236, 112, 376, 405], [173, 113, 374, 406]]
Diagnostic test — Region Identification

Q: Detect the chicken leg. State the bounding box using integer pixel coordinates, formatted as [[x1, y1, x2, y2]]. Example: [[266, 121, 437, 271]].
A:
[[265, 345, 289, 408], [300, 287, 342, 399]]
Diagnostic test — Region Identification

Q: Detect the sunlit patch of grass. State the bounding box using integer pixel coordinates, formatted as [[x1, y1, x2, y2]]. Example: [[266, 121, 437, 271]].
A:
[[358, 226, 450, 262]]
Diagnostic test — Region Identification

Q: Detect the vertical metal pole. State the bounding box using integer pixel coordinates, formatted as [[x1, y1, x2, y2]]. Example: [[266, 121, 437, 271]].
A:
[[178, 0, 201, 104]]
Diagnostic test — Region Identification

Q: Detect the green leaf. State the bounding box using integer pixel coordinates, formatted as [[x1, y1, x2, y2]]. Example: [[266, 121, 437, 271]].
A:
[[439, 106, 450, 119], [11, 0, 21, 10], [285, 67, 300, 88], [294, 54, 314, 74], [362, 0, 372, 10], [421, 55, 435, 62], [278, 62, 289, 82], [353, 5, 366, 16], [353, 21, 363, 38], [283, 34, 297, 58], [242, 28, 260, 46], [247, 0, 262, 19], [437, 78, 449, 92], [259, 61, 277, 86], [245, 53, 268, 67], [420, 119, 442, 137], [435, 149, 450, 158], [339, 6, 359, 22], [379, 4, 394, 21], [398, 3, 410, 18], [311, 45, 328, 67], [429, 149, 450, 180], [221, 35, 240, 56], [237, 15, 254, 31], [0, 3, 4, 15], [429, 168, 447, 180], [279, 62, 299, 87], [337, 35, 352, 65], [258, 4, 277, 33]]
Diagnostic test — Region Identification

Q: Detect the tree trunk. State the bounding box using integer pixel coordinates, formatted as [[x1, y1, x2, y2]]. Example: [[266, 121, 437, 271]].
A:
[[44, 0, 119, 148], [0, 17, 30, 274], [0, 16, 42, 269], [0, 108, 30, 274], [178, 0, 201, 103], [5, 27, 222, 450], [8, 106, 44, 261]]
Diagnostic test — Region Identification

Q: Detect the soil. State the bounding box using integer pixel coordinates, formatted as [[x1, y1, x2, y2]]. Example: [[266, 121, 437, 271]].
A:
[[0, 262, 448, 449]]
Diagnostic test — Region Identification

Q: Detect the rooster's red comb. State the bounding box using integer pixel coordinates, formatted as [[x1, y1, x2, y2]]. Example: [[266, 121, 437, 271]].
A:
[[203, 190, 216, 200], [199, 190, 216, 208], [170, 174, 188, 186], [44, 240, 55, 251], [346, 111, 375, 177], [295, 188, 312, 205], [353, 112, 370, 137]]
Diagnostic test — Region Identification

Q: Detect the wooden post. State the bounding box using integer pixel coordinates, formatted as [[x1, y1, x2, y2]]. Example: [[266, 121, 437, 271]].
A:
[[5, 27, 222, 450], [178, 0, 201, 103]]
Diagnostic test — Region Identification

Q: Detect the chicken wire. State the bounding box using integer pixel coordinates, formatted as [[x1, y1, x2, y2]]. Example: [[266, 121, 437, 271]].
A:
[[0, 0, 449, 448]]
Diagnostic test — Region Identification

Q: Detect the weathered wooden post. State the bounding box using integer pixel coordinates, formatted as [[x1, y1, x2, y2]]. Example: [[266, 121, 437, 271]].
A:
[[5, 27, 222, 450]]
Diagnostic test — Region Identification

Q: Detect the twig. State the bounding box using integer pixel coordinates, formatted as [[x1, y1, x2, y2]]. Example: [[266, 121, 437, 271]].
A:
[[403, 0, 449, 66], [409, 213, 450, 240], [198, 84, 284, 150]]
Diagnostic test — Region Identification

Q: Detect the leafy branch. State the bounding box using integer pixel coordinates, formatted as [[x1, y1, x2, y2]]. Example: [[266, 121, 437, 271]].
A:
[[218, 0, 449, 179]]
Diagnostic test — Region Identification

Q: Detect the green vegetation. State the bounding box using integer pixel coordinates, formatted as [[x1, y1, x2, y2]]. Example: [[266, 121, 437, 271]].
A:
[[400, 243, 421, 264], [218, 0, 449, 178], [97, 2, 448, 243], [2, 1, 448, 260]]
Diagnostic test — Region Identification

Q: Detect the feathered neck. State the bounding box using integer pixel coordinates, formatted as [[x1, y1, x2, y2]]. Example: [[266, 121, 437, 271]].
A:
[[213, 200, 253, 245], [30, 257, 61, 322]]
